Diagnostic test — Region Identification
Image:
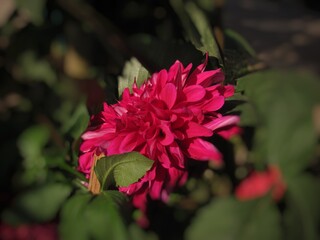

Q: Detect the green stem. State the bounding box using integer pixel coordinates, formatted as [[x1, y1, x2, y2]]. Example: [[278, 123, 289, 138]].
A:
[[59, 162, 88, 182]]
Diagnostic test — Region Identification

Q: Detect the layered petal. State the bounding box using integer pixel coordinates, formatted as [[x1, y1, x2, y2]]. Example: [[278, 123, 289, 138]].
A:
[[204, 115, 240, 132], [185, 138, 222, 163], [182, 85, 206, 102], [159, 83, 177, 109]]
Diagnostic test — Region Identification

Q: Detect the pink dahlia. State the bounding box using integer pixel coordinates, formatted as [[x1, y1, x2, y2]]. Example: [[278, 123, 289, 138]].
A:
[[78, 56, 240, 216]]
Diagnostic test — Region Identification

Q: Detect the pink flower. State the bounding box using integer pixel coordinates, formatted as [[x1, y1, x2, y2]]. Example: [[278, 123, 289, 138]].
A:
[[235, 165, 286, 201], [78, 56, 240, 220]]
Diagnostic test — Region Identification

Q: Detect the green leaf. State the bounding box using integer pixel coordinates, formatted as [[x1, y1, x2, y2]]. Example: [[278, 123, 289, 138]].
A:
[[186, 197, 282, 240], [227, 94, 258, 126], [237, 70, 320, 177], [18, 125, 50, 159], [236, 101, 258, 126], [59, 193, 91, 240], [18, 51, 56, 85], [223, 28, 260, 81], [104, 190, 129, 207], [225, 29, 256, 57], [95, 152, 154, 190], [170, 0, 222, 66], [128, 224, 159, 240], [284, 174, 320, 240], [17, 125, 50, 185], [15, 0, 46, 25], [118, 57, 150, 96], [61, 102, 89, 139], [185, 2, 222, 63], [2, 183, 71, 224], [195, 0, 215, 12], [44, 151, 87, 182], [82, 192, 128, 240], [59, 191, 128, 240]]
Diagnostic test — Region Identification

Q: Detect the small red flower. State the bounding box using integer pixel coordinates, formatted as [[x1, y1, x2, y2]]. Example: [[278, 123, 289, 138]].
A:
[[235, 165, 286, 201]]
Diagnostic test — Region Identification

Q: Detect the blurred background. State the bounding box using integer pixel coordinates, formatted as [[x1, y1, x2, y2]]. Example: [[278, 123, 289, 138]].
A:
[[225, 0, 320, 75], [0, 0, 319, 239]]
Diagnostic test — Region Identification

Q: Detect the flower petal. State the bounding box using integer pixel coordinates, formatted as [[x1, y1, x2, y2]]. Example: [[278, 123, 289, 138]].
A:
[[189, 69, 224, 87], [187, 54, 208, 83], [159, 124, 174, 146], [168, 142, 185, 168], [168, 60, 183, 84], [120, 132, 139, 152], [82, 127, 115, 139], [217, 125, 241, 139], [183, 85, 206, 102], [185, 138, 222, 163], [222, 85, 235, 98], [204, 115, 240, 131], [149, 166, 166, 199], [185, 121, 212, 138], [159, 83, 177, 109], [201, 96, 225, 112]]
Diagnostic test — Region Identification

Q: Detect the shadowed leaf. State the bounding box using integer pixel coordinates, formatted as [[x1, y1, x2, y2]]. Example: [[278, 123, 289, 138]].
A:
[[186, 197, 282, 240], [59, 191, 128, 240], [2, 183, 71, 224], [237, 70, 320, 176]]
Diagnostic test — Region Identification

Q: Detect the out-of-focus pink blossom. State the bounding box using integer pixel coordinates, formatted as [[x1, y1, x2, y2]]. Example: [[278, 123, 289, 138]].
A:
[[235, 165, 286, 201], [0, 223, 58, 240]]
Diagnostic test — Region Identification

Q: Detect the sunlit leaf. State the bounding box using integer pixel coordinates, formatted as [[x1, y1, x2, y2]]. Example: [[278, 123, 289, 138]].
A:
[[170, 0, 222, 66], [185, 1, 222, 63], [95, 152, 154, 190], [186, 197, 282, 240], [118, 57, 150, 96]]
